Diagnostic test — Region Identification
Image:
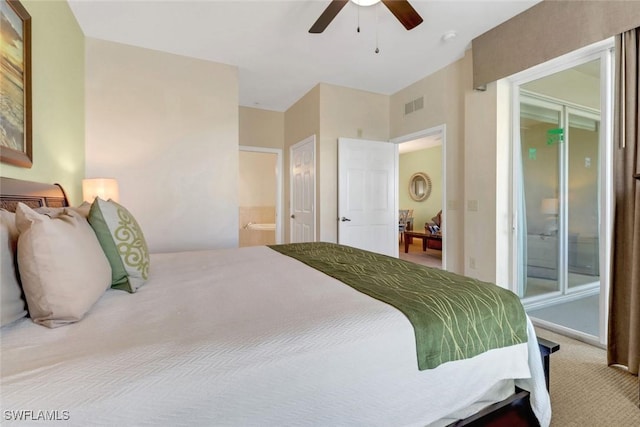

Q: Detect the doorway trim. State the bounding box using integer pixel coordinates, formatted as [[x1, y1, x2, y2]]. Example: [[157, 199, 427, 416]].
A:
[[390, 124, 447, 270], [239, 145, 283, 244]]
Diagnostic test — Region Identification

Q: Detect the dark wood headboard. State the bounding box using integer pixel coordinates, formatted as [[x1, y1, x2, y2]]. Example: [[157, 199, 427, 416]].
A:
[[0, 177, 69, 213]]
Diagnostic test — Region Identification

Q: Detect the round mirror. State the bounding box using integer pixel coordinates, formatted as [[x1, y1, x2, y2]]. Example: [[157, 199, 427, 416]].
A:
[[409, 172, 432, 202]]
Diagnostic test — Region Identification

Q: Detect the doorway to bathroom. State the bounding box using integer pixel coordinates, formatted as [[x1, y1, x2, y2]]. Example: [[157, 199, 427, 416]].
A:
[[238, 146, 283, 247]]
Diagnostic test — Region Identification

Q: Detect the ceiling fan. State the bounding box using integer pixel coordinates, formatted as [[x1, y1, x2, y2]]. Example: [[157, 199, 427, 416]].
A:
[[309, 0, 423, 34]]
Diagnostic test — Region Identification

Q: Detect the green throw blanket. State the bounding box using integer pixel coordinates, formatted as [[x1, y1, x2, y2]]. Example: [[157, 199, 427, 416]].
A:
[[269, 242, 528, 370]]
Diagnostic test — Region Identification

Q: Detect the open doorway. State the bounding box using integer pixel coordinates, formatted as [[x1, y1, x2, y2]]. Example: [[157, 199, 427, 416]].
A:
[[393, 126, 445, 270], [238, 146, 283, 247]]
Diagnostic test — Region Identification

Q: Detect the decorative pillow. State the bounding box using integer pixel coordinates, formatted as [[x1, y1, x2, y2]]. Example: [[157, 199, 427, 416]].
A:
[[431, 210, 442, 227], [88, 198, 150, 293], [15, 203, 112, 328], [0, 210, 27, 327]]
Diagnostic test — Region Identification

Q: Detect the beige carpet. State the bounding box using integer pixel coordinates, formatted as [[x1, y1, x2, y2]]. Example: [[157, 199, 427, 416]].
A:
[[535, 328, 639, 426], [398, 241, 442, 269]]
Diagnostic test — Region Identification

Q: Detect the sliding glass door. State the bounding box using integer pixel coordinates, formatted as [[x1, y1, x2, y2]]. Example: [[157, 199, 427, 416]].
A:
[[519, 91, 602, 299], [512, 46, 613, 343], [519, 98, 563, 299], [566, 110, 601, 289]]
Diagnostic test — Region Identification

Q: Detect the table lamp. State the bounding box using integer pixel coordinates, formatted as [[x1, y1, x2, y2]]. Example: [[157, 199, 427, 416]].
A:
[[82, 178, 119, 203]]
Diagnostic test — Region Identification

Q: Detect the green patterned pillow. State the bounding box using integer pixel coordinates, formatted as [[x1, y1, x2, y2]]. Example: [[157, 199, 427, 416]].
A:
[[88, 198, 150, 293]]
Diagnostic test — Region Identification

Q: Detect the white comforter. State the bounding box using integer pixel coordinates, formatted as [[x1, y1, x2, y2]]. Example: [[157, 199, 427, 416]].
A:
[[1, 246, 550, 426]]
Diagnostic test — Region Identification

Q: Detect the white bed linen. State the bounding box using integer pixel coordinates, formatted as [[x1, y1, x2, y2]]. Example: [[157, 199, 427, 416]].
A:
[[1, 246, 550, 426]]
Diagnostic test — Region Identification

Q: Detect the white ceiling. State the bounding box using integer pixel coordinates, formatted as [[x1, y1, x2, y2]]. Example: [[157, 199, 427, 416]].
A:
[[399, 134, 441, 154], [68, 0, 540, 112]]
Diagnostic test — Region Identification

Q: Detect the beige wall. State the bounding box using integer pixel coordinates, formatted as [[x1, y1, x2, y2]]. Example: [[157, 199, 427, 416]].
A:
[[284, 85, 320, 243], [399, 146, 443, 231], [463, 81, 500, 282], [318, 83, 390, 243], [390, 53, 470, 274], [1, 0, 85, 204], [85, 38, 239, 253], [239, 151, 277, 207], [239, 107, 284, 149]]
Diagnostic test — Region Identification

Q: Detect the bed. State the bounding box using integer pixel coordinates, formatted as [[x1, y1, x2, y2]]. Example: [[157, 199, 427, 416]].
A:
[[0, 177, 553, 426]]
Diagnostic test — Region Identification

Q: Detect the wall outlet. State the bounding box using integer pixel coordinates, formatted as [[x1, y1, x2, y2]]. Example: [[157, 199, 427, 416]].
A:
[[469, 257, 476, 269], [585, 157, 591, 168], [357, 128, 363, 138]]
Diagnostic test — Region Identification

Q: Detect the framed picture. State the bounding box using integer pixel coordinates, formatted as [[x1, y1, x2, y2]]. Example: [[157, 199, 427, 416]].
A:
[[0, 0, 31, 168]]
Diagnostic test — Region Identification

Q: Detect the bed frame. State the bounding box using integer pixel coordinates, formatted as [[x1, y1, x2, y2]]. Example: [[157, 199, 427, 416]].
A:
[[0, 176, 559, 427], [0, 177, 69, 211]]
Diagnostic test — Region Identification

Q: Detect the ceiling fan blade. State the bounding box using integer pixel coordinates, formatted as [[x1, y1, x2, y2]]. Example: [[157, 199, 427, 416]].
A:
[[309, 0, 349, 33], [381, 0, 423, 30]]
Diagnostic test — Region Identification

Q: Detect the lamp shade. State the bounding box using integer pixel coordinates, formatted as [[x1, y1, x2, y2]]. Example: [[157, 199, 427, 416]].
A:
[[82, 178, 119, 203], [541, 198, 558, 215]]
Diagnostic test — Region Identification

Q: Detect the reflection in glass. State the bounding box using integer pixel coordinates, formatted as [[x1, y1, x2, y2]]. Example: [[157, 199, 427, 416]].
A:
[[567, 112, 600, 288], [409, 172, 431, 202], [521, 101, 561, 298]]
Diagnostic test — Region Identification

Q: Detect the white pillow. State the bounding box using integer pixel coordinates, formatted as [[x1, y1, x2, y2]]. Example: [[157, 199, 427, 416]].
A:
[[0, 210, 27, 326], [15, 203, 112, 328]]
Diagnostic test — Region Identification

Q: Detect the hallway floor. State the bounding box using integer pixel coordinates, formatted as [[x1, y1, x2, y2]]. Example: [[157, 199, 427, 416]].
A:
[[398, 240, 442, 269]]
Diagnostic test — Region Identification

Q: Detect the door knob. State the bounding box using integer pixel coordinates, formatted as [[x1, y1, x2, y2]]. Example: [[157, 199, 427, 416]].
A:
[[340, 217, 351, 222], [290, 214, 295, 219]]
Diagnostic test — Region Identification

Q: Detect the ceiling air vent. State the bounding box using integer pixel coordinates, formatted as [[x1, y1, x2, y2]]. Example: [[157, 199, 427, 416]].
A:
[[404, 96, 424, 116]]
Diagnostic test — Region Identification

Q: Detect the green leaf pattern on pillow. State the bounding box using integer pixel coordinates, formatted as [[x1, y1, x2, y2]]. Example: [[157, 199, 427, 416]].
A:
[[88, 198, 150, 293], [114, 206, 149, 280]]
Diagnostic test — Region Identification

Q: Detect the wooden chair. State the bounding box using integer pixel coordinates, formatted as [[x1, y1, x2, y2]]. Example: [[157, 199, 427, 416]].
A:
[[399, 210, 414, 242]]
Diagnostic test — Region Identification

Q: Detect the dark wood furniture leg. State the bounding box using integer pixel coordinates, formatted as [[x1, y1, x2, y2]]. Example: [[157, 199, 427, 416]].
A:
[[537, 337, 560, 391]]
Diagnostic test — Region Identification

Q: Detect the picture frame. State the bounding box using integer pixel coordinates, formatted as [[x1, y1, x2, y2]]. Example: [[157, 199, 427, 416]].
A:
[[0, 0, 32, 168]]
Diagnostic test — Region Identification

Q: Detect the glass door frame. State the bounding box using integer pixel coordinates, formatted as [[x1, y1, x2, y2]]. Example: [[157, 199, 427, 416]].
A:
[[508, 40, 614, 346]]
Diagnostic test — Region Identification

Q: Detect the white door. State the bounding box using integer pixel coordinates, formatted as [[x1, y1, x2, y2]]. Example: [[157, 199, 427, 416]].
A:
[[290, 136, 316, 243], [338, 138, 398, 257]]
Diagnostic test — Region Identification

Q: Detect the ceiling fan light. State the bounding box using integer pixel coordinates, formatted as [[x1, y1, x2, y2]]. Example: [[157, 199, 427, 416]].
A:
[[351, 0, 381, 7]]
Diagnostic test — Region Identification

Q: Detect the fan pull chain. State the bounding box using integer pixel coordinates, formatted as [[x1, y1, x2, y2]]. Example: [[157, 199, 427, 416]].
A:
[[375, 2, 380, 53], [357, 5, 360, 33]]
